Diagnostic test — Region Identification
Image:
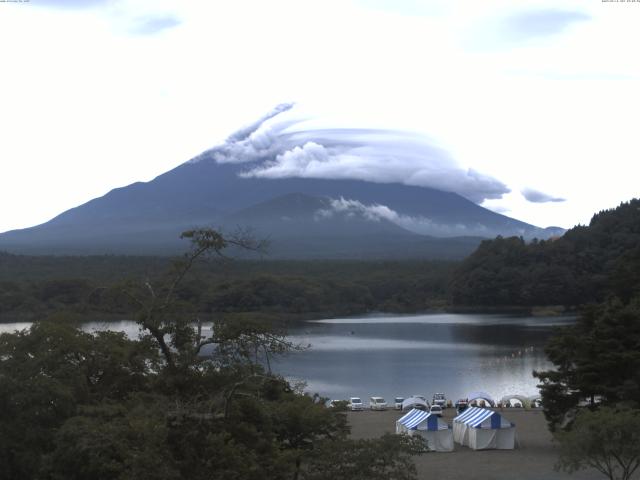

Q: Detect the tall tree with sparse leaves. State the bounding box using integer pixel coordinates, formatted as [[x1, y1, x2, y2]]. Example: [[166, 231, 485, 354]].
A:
[[555, 407, 640, 480]]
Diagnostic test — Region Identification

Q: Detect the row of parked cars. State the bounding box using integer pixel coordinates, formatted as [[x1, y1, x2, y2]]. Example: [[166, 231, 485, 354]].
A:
[[341, 397, 384, 411], [339, 394, 448, 416]]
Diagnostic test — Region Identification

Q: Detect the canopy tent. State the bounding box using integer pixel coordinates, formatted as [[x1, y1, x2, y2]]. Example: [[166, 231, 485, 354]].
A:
[[500, 394, 531, 409], [453, 407, 516, 450], [396, 409, 453, 452], [402, 397, 428, 411], [466, 391, 496, 407], [528, 395, 542, 408]]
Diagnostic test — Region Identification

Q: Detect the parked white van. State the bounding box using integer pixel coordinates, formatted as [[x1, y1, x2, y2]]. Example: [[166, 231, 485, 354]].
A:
[[370, 397, 388, 410], [348, 397, 365, 411]]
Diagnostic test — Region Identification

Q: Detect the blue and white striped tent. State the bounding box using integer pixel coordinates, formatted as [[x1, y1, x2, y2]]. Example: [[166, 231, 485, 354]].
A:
[[396, 409, 453, 452], [396, 408, 449, 433], [453, 407, 516, 450], [454, 407, 512, 429]]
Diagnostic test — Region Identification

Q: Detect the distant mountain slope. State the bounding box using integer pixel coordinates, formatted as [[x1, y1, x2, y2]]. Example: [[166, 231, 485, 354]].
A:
[[218, 192, 485, 259], [0, 156, 562, 258], [225, 193, 413, 237], [451, 198, 640, 306]]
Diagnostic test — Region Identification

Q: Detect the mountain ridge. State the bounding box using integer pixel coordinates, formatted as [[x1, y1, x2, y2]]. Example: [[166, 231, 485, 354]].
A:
[[0, 154, 565, 258]]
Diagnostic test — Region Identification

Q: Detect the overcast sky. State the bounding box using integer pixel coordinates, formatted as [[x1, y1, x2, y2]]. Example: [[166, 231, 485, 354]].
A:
[[1, 0, 639, 233]]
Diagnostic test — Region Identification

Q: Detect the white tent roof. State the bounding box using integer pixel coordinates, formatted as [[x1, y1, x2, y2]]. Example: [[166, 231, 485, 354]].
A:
[[467, 391, 496, 407], [402, 397, 428, 410], [500, 394, 531, 408]]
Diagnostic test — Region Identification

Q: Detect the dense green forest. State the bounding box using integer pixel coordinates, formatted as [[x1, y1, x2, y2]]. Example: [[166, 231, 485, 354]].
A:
[[3, 199, 640, 322], [451, 199, 640, 307], [0, 230, 424, 480], [0, 255, 454, 321], [531, 259, 640, 479]]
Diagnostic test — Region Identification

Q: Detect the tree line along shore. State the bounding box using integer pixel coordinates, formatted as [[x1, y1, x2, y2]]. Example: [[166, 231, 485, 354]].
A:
[[2, 199, 639, 323]]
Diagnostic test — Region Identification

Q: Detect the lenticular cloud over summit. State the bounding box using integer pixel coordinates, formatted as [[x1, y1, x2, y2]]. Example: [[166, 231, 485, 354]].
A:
[[195, 104, 510, 204]]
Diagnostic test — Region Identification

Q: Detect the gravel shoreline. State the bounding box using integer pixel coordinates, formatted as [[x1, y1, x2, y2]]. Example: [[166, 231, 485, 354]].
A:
[[347, 408, 609, 480]]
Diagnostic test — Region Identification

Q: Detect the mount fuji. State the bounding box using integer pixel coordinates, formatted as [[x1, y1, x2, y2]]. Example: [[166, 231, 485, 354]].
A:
[[0, 106, 564, 258]]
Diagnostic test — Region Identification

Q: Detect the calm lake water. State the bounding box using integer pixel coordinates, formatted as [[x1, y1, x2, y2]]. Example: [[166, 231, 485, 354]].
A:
[[0, 313, 572, 404], [273, 313, 573, 403]]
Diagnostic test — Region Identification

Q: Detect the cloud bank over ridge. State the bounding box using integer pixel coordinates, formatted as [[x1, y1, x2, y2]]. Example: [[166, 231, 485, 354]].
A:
[[196, 105, 510, 204], [316, 197, 494, 237]]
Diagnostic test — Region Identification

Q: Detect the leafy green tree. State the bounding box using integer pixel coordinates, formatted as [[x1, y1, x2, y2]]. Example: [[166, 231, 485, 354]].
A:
[[44, 399, 181, 480], [451, 198, 640, 308], [120, 228, 268, 371], [535, 296, 640, 430], [555, 407, 640, 480], [302, 434, 424, 480], [0, 321, 156, 480], [1, 229, 424, 480]]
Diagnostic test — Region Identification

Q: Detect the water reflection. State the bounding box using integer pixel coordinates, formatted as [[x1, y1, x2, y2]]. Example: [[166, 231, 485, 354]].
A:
[[0, 313, 569, 404], [274, 313, 571, 402]]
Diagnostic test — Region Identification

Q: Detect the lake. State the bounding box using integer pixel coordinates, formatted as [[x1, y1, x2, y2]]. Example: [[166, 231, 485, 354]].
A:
[[0, 313, 571, 404], [273, 313, 573, 403]]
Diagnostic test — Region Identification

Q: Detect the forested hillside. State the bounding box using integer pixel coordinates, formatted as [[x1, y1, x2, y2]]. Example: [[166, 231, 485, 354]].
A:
[[451, 199, 640, 307], [4, 199, 639, 320], [0, 255, 453, 321]]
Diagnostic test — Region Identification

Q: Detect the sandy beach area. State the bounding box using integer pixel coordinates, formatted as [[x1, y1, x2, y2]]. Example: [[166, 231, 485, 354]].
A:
[[347, 408, 609, 480]]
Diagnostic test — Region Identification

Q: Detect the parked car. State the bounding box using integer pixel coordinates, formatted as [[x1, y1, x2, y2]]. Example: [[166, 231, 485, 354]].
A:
[[455, 399, 469, 414], [348, 397, 365, 411], [432, 393, 446, 408], [328, 399, 348, 409], [429, 405, 443, 417], [370, 396, 388, 411], [394, 397, 405, 410]]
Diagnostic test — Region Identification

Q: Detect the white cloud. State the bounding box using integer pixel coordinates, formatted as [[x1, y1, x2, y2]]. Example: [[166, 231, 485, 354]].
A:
[[503, 8, 591, 41], [318, 198, 398, 223], [209, 107, 511, 203], [125, 14, 181, 35], [521, 188, 566, 203], [317, 197, 491, 237], [246, 141, 332, 176]]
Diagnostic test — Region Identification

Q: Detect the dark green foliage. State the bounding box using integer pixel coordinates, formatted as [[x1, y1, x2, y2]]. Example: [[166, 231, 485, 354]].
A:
[[0, 322, 157, 480], [0, 315, 343, 479], [555, 407, 640, 480], [302, 434, 424, 480], [46, 400, 181, 480], [0, 319, 407, 480], [0, 230, 423, 480], [610, 245, 640, 303], [0, 255, 454, 321], [451, 198, 640, 307], [535, 297, 640, 431], [36, 279, 93, 305]]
